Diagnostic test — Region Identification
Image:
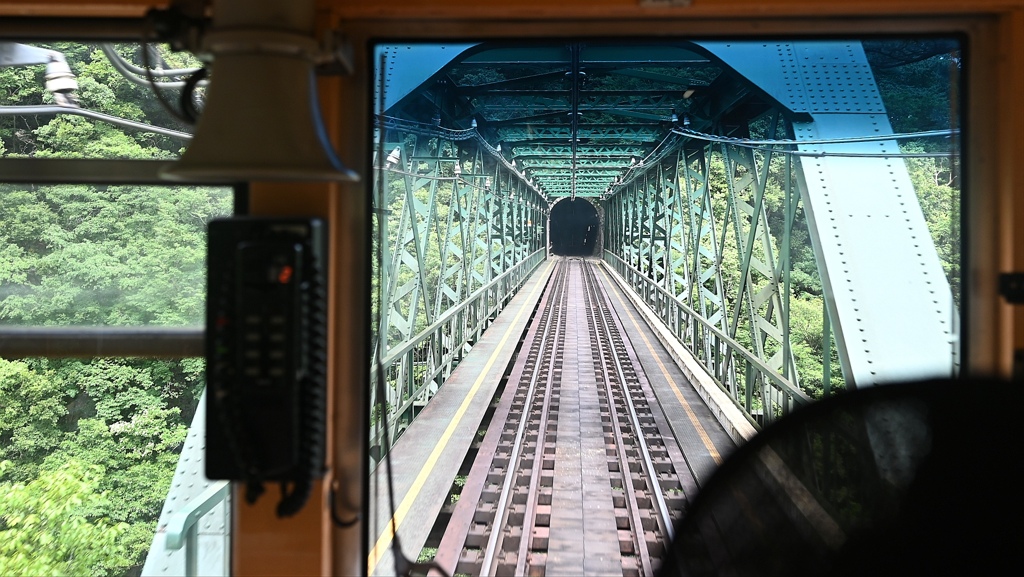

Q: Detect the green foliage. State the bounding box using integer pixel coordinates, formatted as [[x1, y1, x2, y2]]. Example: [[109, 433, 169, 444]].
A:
[[0, 460, 131, 576], [0, 356, 204, 574], [869, 49, 959, 138], [904, 147, 962, 307], [0, 359, 66, 481], [1, 43, 192, 159], [869, 47, 962, 309], [1, 42, 226, 576], [0, 182, 230, 326]]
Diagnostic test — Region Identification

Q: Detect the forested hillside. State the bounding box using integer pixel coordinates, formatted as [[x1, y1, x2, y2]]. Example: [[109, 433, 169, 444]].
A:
[[1, 43, 230, 576]]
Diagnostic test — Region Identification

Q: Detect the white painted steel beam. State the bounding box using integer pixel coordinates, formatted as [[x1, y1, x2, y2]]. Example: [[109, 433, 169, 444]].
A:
[[699, 41, 957, 387]]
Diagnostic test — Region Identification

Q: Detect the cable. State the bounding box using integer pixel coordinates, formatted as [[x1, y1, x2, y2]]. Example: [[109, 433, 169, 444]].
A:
[[758, 148, 958, 159], [376, 115, 548, 200], [329, 487, 360, 528], [179, 66, 208, 124], [139, 14, 203, 126], [100, 44, 209, 90], [375, 69, 453, 571], [672, 126, 959, 146], [100, 43, 205, 80], [372, 358, 452, 577], [0, 104, 192, 141]]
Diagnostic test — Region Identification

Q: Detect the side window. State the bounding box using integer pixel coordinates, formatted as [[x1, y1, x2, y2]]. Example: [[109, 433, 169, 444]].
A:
[[1, 42, 230, 576]]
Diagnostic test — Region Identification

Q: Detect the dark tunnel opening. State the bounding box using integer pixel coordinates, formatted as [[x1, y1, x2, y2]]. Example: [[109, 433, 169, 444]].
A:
[[549, 199, 600, 257]]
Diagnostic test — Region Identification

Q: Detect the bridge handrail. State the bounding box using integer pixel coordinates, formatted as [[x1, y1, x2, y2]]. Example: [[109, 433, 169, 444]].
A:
[[370, 249, 546, 459], [604, 251, 810, 422], [163, 480, 230, 577], [379, 248, 546, 366]]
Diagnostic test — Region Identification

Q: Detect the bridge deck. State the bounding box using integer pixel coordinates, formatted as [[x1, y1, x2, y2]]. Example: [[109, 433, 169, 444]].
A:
[[367, 257, 737, 576]]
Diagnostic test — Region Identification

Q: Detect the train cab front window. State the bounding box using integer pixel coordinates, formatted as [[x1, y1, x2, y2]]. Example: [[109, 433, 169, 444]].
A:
[[1, 41, 233, 577], [369, 38, 963, 576]]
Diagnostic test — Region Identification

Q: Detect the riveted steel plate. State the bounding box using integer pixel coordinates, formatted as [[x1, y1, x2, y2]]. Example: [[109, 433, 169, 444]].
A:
[[142, 389, 231, 577]]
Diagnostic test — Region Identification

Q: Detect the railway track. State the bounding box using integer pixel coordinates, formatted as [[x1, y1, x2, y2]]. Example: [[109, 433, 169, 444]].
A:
[[435, 258, 688, 577]]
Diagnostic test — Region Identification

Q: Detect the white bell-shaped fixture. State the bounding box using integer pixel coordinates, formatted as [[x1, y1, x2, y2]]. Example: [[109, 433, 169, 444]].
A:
[[161, 0, 358, 182]]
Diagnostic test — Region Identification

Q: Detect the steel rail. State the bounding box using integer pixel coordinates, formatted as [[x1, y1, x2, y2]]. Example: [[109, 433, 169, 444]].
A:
[[582, 260, 653, 577], [512, 262, 567, 577], [480, 261, 568, 575], [584, 260, 675, 570]]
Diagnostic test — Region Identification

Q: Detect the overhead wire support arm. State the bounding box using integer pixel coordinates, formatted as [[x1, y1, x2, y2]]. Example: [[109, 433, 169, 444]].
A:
[[0, 104, 193, 141], [0, 42, 79, 106]]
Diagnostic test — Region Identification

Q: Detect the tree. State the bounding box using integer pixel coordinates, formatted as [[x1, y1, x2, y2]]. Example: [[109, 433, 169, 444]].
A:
[[0, 460, 131, 576], [0, 359, 66, 482]]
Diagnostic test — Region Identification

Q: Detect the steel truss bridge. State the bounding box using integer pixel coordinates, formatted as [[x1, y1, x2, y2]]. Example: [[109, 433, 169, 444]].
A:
[[370, 40, 958, 452]]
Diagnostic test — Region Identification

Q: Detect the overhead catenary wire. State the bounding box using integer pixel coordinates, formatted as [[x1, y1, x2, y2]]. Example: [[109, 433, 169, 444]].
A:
[[607, 126, 960, 194], [377, 114, 959, 201], [667, 126, 960, 158], [672, 126, 960, 146], [377, 114, 547, 200]]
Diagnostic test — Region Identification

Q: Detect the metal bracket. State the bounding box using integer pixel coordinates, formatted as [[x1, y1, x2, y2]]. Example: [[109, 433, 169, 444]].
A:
[[315, 30, 354, 76], [999, 273, 1024, 304]]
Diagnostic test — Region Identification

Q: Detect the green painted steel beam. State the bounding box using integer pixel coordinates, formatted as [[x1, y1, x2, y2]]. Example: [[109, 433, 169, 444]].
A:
[[496, 126, 663, 141], [511, 144, 648, 157], [526, 159, 634, 169]]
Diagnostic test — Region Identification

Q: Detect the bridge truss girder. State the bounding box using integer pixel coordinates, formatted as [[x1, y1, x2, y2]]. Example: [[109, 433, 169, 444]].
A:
[[604, 41, 957, 427], [374, 40, 958, 433], [372, 122, 547, 449], [701, 41, 957, 387], [605, 123, 807, 425]]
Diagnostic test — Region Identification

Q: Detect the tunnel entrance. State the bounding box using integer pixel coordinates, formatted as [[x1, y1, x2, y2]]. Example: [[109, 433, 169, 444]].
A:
[[549, 199, 600, 256]]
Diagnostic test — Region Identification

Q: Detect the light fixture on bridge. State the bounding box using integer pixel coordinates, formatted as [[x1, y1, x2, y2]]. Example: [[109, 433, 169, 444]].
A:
[[485, 177, 492, 190], [453, 161, 462, 178], [44, 59, 78, 101], [471, 118, 478, 129], [1, 43, 80, 106], [386, 146, 401, 168], [160, 0, 359, 183]]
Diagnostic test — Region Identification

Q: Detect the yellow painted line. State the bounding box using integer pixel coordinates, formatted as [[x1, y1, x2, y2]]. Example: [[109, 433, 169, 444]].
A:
[[602, 270, 722, 465], [368, 260, 554, 575]]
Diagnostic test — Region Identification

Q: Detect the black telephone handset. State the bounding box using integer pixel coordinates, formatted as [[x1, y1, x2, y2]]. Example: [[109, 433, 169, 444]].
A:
[[206, 217, 327, 517]]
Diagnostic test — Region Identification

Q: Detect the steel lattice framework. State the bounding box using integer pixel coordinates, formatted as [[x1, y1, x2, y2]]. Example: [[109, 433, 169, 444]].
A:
[[373, 40, 959, 437], [605, 123, 812, 424], [371, 114, 547, 452]]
